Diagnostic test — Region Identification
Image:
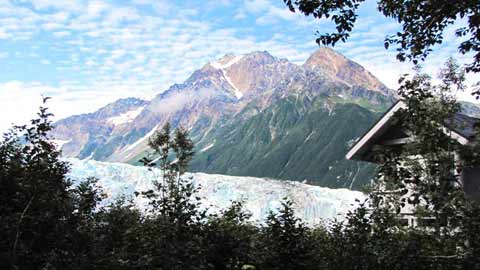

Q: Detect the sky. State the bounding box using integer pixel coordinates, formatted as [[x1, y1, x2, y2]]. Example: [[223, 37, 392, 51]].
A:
[[0, 0, 478, 132]]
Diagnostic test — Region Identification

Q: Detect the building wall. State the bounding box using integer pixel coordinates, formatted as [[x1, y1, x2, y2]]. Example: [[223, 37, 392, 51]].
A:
[[462, 168, 480, 201]]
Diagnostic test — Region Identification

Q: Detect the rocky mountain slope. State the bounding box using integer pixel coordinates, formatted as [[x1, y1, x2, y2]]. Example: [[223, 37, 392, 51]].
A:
[[53, 47, 396, 189]]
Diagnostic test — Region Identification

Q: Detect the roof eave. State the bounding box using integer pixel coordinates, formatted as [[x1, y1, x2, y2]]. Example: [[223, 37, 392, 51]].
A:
[[346, 101, 406, 161]]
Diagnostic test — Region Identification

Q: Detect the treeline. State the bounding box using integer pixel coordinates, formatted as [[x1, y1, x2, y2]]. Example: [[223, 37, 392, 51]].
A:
[[1, 99, 479, 270]]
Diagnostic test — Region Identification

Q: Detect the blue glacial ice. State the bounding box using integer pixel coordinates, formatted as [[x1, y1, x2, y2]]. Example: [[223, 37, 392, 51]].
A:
[[66, 158, 366, 226]]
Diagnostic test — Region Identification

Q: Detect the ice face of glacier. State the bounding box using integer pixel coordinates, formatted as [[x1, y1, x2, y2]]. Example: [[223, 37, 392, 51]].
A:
[[66, 158, 366, 226]]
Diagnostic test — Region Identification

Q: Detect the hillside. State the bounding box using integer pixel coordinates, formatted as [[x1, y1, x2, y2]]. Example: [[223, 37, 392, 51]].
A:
[[189, 95, 379, 189]]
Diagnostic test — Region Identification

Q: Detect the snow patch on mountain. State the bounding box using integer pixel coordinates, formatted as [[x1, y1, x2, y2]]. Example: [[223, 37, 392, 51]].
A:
[[107, 106, 144, 125], [210, 55, 244, 99], [66, 158, 365, 225], [200, 142, 215, 152], [123, 124, 160, 153], [51, 139, 70, 149], [223, 71, 243, 99]]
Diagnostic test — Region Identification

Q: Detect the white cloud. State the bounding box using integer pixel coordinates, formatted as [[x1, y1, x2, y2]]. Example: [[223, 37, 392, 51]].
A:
[[0, 81, 62, 133], [244, 0, 270, 13], [103, 6, 140, 27], [85, 0, 109, 18], [30, 0, 83, 12], [233, 10, 247, 20], [53, 31, 70, 37], [85, 59, 96, 66], [0, 79, 161, 133], [42, 22, 65, 30], [47, 11, 70, 22], [0, 29, 11, 39]]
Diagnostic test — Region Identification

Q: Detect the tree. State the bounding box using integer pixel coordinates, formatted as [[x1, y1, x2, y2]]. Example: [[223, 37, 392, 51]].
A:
[[204, 201, 258, 270], [136, 123, 207, 270], [283, 0, 480, 74], [376, 60, 465, 229], [0, 98, 106, 269], [139, 123, 200, 226], [0, 98, 74, 268], [89, 198, 143, 269], [258, 199, 318, 270]]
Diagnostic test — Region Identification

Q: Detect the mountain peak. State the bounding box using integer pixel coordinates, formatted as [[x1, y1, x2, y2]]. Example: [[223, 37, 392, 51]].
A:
[[242, 50, 275, 63], [246, 50, 273, 57], [208, 51, 276, 70], [304, 47, 390, 94], [202, 50, 281, 98], [303, 47, 346, 69], [210, 54, 244, 70]]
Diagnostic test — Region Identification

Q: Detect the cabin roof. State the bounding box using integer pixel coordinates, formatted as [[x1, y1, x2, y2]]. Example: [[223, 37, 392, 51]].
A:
[[445, 113, 479, 139], [346, 100, 480, 162]]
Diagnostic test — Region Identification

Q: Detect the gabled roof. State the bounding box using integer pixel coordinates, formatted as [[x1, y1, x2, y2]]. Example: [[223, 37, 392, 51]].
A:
[[346, 100, 480, 162]]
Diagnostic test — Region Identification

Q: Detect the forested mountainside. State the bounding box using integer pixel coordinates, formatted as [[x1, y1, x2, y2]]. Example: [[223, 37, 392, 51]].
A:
[[188, 95, 380, 189]]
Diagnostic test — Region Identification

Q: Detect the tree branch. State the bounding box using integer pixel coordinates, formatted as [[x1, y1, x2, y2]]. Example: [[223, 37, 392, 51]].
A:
[[12, 191, 36, 262]]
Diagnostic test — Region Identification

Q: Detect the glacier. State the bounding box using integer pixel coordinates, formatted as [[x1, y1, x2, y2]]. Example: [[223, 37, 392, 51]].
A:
[[66, 158, 366, 226]]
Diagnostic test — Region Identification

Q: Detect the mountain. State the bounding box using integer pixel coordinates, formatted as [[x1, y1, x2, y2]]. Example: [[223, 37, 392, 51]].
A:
[[303, 47, 390, 94], [66, 158, 365, 225], [461, 101, 480, 118], [54, 97, 147, 159], [53, 48, 396, 189], [189, 95, 378, 188]]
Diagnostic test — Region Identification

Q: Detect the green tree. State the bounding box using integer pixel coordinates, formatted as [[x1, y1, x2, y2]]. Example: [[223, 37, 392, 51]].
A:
[[136, 123, 207, 270], [204, 201, 258, 270], [0, 98, 106, 269], [0, 98, 73, 268], [258, 199, 318, 270], [89, 198, 143, 269], [327, 202, 375, 270]]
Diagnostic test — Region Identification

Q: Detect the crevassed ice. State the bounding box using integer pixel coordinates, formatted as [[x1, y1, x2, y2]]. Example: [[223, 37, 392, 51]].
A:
[[66, 158, 365, 226]]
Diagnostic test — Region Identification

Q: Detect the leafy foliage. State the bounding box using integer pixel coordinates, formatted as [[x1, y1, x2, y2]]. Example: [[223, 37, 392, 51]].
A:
[[204, 201, 257, 270], [284, 0, 480, 74], [0, 98, 105, 269], [258, 199, 319, 270]]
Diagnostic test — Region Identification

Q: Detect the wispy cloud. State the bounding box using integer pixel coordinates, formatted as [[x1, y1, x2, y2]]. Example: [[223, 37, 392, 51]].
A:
[[0, 0, 476, 132]]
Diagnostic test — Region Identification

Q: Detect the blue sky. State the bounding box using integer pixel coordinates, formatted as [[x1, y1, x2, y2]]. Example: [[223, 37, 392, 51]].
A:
[[0, 0, 476, 132]]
